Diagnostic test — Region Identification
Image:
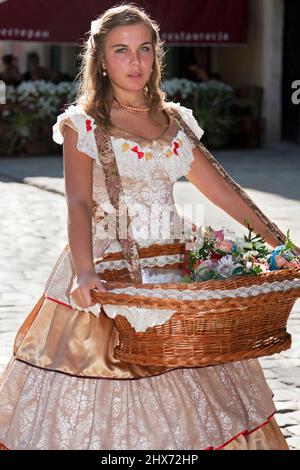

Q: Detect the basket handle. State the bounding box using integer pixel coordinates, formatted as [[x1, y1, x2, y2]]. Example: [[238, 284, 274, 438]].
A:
[[94, 126, 142, 284]]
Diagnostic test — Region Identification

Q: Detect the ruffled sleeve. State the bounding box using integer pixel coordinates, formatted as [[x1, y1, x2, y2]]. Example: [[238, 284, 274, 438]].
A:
[[168, 101, 204, 145], [52, 104, 100, 165], [164, 102, 204, 181]]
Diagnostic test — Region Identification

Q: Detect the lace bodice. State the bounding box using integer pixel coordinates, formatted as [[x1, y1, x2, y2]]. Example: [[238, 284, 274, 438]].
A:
[[52, 102, 204, 250]]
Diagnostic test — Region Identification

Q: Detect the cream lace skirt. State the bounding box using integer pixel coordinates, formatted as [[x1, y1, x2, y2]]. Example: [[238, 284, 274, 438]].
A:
[[0, 357, 288, 450]]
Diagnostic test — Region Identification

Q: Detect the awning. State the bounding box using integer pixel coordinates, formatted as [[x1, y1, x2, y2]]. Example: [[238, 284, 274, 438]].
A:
[[0, 0, 248, 45]]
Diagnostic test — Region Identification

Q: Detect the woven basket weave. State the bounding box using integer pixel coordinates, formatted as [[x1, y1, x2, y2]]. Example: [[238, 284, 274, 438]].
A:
[[91, 242, 300, 367]]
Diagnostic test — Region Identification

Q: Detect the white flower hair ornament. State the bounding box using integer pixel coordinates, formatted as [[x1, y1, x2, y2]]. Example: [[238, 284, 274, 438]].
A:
[[91, 20, 99, 35]]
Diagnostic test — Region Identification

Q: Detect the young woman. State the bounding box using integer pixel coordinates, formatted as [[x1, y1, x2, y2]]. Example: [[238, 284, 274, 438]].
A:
[[0, 4, 296, 450]]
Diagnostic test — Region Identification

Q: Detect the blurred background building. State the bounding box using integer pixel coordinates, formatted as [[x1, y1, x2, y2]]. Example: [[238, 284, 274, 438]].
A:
[[0, 0, 299, 149]]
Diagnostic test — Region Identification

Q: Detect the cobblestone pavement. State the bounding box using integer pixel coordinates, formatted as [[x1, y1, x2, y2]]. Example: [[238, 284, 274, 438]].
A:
[[0, 146, 300, 449], [0, 175, 67, 372]]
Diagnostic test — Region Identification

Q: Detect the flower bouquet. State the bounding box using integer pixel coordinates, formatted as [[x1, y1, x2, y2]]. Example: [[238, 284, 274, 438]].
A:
[[182, 220, 300, 283]]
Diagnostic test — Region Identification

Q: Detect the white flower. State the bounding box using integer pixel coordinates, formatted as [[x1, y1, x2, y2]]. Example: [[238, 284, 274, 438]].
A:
[[5, 80, 79, 121], [254, 241, 266, 249], [184, 224, 205, 244], [218, 255, 234, 267], [242, 250, 260, 263], [91, 20, 99, 35], [223, 228, 236, 240], [216, 255, 242, 278], [197, 81, 233, 93], [162, 78, 199, 99]]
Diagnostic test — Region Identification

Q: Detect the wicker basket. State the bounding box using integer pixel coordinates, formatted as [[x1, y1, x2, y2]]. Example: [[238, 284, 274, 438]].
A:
[[91, 242, 300, 367]]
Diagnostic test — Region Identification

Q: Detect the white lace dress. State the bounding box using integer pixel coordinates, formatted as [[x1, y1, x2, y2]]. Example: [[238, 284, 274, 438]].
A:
[[0, 102, 287, 450]]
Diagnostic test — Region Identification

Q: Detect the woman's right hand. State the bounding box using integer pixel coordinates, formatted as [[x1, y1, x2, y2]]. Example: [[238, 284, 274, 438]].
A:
[[70, 271, 107, 310]]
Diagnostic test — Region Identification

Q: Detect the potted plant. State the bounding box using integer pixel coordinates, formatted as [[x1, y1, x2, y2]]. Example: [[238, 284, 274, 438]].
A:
[[0, 80, 77, 156], [162, 78, 198, 108], [194, 81, 235, 150]]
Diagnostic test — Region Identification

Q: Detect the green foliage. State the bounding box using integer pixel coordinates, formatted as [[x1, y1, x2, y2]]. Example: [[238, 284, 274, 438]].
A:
[[284, 229, 295, 252], [194, 82, 236, 150]]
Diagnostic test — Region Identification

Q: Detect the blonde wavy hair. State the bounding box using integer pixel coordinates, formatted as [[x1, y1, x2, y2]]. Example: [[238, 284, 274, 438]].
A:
[[75, 3, 168, 131]]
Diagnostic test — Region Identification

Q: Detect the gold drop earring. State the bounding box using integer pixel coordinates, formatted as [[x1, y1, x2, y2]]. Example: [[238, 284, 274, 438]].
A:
[[144, 69, 153, 94]]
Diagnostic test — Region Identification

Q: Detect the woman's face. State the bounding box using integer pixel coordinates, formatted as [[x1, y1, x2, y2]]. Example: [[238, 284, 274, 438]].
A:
[[103, 22, 154, 94]]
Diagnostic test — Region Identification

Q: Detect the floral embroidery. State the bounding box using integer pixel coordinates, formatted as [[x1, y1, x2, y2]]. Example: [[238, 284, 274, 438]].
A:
[[173, 141, 180, 155], [164, 139, 182, 158], [111, 129, 195, 183], [121, 142, 131, 152], [0, 359, 277, 450], [140, 142, 150, 149], [131, 145, 144, 159], [85, 119, 93, 132], [120, 138, 183, 162]]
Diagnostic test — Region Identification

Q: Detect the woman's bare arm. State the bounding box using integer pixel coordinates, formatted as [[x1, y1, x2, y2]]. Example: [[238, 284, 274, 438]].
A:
[[63, 125, 107, 308], [186, 147, 286, 249], [63, 125, 95, 276]]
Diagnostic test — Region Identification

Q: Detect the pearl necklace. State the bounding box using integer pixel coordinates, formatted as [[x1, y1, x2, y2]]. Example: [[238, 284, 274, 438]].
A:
[[113, 98, 150, 112]]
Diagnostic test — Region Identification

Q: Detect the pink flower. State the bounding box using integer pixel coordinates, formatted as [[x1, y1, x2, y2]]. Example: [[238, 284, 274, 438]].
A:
[[256, 262, 269, 273], [197, 260, 215, 268], [213, 230, 224, 241], [218, 240, 233, 253]]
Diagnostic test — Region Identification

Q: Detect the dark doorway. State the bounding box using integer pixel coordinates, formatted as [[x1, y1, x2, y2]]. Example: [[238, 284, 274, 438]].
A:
[[179, 47, 211, 82], [281, 0, 300, 144]]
